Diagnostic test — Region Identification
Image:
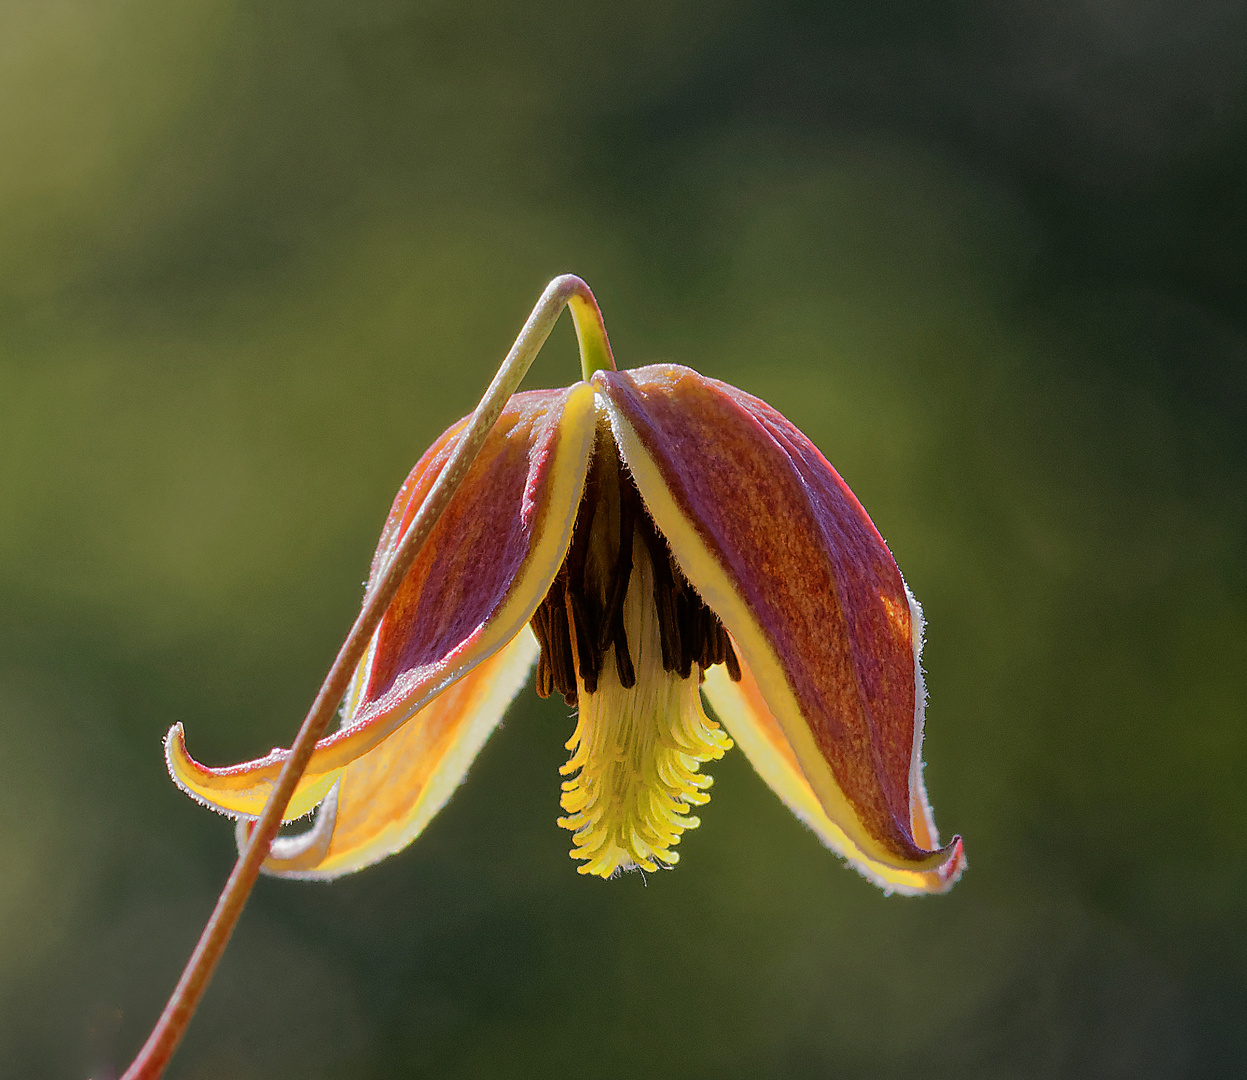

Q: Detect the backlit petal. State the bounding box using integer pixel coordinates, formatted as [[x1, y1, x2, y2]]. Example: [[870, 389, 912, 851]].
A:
[[703, 646, 964, 894], [248, 627, 540, 879], [596, 365, 960, 875], [167, 383, 596, 821], [236, 781, 341, 875]]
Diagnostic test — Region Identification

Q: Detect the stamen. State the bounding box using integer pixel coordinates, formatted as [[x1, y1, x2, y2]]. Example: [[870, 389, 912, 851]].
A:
[[557, 533, 733, 876], [566, 588, 600, 693], [596, 461, 636, 655], [528, 430, 743, 704]]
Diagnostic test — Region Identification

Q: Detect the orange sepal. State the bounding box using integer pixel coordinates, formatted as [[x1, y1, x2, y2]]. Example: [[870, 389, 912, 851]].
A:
[[167, 382, 596, 823], [597, 364, 961, 876], [703, 648, 964, 894], [243, 628, 540, 879]]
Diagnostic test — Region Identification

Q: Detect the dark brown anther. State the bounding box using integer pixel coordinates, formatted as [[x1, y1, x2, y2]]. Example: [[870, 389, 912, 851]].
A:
[[528, 432, 740, 705], [566, 588, 600, 694], [597, 462, 636, 655], [641, 517, 681, 673], [611, 615, 636, 689], [704, 618, 720, 669], [534, 623, 553, 698], [707, 609, 723, 668], [557, 620, 578, 696], [530, 604, 552, 699], [532, 570, 580, 705], [676, 589, 696, 679], [565, 455, 600, 578]]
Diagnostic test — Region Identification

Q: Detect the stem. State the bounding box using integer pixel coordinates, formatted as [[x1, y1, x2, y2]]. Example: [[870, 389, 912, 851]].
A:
[[568, 288, 616, 379], [117, 274, 609, 1080]]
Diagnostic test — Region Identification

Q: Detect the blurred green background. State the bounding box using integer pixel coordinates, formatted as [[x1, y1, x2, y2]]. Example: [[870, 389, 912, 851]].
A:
[[1, 2, 1244, 1077]]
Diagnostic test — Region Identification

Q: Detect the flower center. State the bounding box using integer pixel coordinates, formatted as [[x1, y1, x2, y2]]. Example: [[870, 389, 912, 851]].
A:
[[530, 431, 740, 876]]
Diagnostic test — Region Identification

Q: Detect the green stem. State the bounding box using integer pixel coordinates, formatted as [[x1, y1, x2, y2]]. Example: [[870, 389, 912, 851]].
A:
[[567, 284, 616, 379], [115, 274, 605, 1080]]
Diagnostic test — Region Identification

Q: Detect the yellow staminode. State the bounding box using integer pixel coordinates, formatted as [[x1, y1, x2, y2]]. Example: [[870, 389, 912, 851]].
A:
[[558, 533, 732, 876]]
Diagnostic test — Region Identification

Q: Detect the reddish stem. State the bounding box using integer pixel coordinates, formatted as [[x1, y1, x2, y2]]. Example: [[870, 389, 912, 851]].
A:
[[115, 274, 606, 1080]]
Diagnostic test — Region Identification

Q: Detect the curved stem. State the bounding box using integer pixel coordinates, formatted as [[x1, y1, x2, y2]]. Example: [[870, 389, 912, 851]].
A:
[[116, 274, 607, 1080], [567, 287, 616, 379]]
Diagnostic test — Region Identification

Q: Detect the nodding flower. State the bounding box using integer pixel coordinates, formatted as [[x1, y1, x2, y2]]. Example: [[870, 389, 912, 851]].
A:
[[166, 285, 964, 893]]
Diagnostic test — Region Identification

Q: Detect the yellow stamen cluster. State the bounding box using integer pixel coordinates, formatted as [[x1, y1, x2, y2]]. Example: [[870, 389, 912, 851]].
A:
[[558, 534, 732, 876]]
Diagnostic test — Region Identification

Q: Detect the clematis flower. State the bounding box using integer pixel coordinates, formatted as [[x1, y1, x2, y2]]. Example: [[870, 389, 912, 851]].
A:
[[166, 346, 963, 892]]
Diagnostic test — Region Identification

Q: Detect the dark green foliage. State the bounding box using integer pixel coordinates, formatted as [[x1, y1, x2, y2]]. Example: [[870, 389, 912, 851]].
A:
[[0, 2, 1243, 1076]]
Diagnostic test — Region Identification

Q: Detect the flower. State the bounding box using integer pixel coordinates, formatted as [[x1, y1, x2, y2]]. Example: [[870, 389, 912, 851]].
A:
[[165, 362, 964, 893]]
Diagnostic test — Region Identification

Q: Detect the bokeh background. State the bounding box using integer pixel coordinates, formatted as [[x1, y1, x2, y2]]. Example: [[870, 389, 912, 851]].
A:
[[1, 2, 1244, 1077]]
